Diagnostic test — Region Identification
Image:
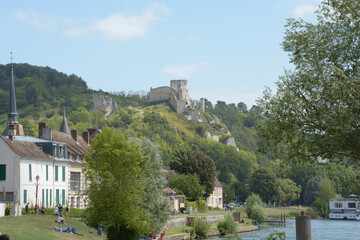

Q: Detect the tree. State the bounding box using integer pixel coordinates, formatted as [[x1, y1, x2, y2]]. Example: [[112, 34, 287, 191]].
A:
[[187, 151, 216, 198], [237, 102, 248, 113], [278, 178, 301, 205], [134, 138, 170, 233], [169, 174, 203, 201], [245, 193, 266, 220], [169, 146, 191, 174], [258, 0, 360, 166], [304, 175, 323, 205], [250, 168, 279, 204], [232, 181, 249, 203], [84, 127, 150, 238]]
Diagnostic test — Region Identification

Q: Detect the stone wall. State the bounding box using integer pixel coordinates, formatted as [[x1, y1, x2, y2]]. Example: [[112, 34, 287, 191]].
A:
[[149, 87, 174, 102], [92, 94, 118, 117], [166, 214, 225, 229]]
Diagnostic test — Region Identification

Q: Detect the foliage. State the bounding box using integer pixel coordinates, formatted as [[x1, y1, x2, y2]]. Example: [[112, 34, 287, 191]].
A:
[[190, 217, 211, 239], [258, 0, 360, 166], [84, 127, 150, 238], [250, 204, 266, 221], [313, 178, 337, 218], [196, 197, 207, 213], [217, 214, 238, 236], [169, 174, 203, 201], [304, 176, 323, 205], [134, 137, 170, 233], [187, 151, 216, 198], [169, 146, 192, 174], [250, 168, 279, 204], [245, 193, 265, 219], [262, 230, 286, 240], [306, 207, 320, 219], [277, 178, 301, 205]]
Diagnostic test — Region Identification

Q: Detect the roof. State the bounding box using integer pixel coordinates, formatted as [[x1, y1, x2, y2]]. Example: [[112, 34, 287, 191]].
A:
[[164, 186, 176, 195], [214, 177, 222, 188], [1, 136, 54, 160], [51, 131, 88, 156], [59, 111, 70, 135]]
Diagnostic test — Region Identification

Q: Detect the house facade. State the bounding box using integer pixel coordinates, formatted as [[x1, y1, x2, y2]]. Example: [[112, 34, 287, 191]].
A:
[[206, 177, 223, 209]]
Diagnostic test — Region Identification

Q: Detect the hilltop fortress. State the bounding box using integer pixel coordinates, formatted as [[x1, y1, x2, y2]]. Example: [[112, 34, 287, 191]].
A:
[[150, 80, 192, 113]]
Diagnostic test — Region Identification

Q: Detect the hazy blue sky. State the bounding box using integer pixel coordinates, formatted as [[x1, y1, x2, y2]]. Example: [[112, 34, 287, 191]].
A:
[[0, 0, 321, 107]]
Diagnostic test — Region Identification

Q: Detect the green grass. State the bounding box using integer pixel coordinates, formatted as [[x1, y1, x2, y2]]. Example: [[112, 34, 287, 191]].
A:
[[0, 215, 104, 240], [234, 206, 309, 219]]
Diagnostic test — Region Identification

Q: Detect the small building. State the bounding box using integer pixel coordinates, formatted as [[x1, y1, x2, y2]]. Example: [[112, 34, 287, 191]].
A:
[[206, 177, 223, 209]]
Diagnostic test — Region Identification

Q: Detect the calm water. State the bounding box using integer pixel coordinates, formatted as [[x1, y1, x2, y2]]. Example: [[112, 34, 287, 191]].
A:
[[211, 219, 360, 240]]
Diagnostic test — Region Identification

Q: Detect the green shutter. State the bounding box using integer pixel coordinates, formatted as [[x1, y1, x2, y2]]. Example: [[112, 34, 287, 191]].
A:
[[55, 166, 58, 181], [23, 189, 27, 204], [62, 189, 65, 205], [50, 189, 52, 206], [42, 189, 44, 205], [46, 165, 48, 181], [29, 164, 32, 181], [56, 189, 59, 205], [62, 167, 65, 182], [0, 165, 5, 181], [46, 189, 48, 206]]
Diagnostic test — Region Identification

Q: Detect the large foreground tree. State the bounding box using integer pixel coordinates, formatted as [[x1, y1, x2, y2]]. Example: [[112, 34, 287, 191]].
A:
[[259, 0, 360, 165], [84, 128, 153, 239]]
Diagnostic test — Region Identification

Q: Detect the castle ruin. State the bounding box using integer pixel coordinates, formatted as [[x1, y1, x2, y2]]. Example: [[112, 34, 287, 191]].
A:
[[150, 80, 191, 113]]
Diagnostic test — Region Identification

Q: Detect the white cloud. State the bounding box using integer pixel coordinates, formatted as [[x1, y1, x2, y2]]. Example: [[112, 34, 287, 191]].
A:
[[162, 61, 210, 78], [13, 10, 71, 30], [63, 2, 170, 40], [293, 4, 317, 17]]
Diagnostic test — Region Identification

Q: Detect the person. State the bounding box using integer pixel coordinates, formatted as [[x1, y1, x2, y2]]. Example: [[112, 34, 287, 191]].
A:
[[189, 206, 192, 215], [54, 205, 59, 216], [65, 205, 70, 218], [0, 232, 10, 240], [53, 226, 77, 234], [34, 204, 39, 215], [40, 204, 46, 215], [55, 215, 66, 225], [25, 203, 29, 214], [195, 207, 198, 214], [58, 204, 63, 216]]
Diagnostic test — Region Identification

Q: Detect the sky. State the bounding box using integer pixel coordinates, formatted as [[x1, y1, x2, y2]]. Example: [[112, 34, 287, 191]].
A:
[[0, 0, 321, 107]]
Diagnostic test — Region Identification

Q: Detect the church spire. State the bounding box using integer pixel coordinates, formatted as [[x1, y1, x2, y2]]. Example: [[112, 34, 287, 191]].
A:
[[8, 53, 18, 124], [59, 107, 70, 134]]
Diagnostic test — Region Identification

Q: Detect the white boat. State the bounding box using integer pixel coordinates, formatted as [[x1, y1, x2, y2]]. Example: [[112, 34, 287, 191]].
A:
[[329, 195, 360, 220]]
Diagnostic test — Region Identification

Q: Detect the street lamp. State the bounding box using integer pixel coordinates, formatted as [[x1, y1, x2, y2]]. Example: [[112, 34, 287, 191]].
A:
[[35, 175, 40, 214]]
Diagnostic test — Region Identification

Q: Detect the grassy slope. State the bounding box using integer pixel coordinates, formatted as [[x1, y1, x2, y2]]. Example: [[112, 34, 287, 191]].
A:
[[0, 215, 104, 240]]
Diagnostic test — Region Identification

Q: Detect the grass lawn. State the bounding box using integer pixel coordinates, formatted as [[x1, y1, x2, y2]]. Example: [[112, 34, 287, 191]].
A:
[[0, 215, 104, 240], [234, 206, 309, 219]]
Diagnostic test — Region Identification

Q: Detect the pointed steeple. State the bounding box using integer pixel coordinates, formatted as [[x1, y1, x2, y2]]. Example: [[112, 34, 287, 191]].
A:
[[59, 107, 70, 135], [2, 53, 21, 136]]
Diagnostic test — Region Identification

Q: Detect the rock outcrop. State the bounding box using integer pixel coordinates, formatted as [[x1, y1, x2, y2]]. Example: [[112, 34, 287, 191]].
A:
[[92, 93, 118, 117]]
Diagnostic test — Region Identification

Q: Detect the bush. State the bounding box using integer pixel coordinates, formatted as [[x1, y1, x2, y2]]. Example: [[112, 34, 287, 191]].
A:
[[196, 197, 207, 213], [306, 207, 320, 219], [262, 230, 286, 240], [217, 214, 237, 236], [245, 193, 265, 219], [191, 217, 211, 239], [250, 204, 266, 221]]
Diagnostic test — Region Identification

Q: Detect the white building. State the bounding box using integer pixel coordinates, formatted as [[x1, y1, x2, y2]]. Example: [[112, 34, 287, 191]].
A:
[[206, 177, 223, 208], [0, 136, 69, 207]]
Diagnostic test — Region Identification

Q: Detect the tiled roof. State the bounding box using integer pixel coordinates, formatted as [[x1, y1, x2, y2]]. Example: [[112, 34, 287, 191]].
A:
[[214, 177, 222, 188], [164, 186, 176, 195], [51, 131, 88, 156], [1, 137, 54, 160]]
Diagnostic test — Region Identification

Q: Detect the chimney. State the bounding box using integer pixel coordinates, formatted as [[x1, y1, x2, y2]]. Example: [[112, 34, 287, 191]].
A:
[[82, 131, 90, 144], [38, 122, 46, 138], [9, 132, 13, 141], [71, 128, 78, 142]]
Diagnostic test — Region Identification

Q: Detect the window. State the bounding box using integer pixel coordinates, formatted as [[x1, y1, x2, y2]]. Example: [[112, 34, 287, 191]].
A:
[[55, 166, 58, 181], [77, 197, 80, 208], [62, 167, 65, 182], [29, 164, 32, 181], [46, 165, 48, 181], [0, 165, 5, 181], [56, 189, 59, 205], [23, 189, 27, 204], [46, 189, 48, 206], [42, 189, 44, 205], [62, 189, 65, 205], [335, 203, 343, 208], [71, 197, 74, 207], [70, 172, 81, 192], [50, 189, 52, 206], [348, 202, 356, 208]]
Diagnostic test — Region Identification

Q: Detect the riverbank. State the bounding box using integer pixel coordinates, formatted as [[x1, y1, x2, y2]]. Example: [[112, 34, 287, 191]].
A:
[[164, 225, 258, 240]]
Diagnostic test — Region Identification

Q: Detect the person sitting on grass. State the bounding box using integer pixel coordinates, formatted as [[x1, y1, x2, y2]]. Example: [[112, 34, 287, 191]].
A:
[[55, 215, 66, 224], [53, 226, 77, 234], [0, 232, 10, 240]]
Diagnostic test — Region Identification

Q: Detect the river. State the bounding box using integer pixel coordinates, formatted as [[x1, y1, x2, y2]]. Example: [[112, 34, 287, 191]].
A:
[[211, 219, 360, 240]]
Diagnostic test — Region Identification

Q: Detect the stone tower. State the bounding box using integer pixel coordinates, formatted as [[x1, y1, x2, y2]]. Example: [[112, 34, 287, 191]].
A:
[[200, 98, 205, 112]]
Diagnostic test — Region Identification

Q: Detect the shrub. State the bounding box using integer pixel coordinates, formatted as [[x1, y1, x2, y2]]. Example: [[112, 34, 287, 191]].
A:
[[217, 214, 237, 236], [262, 230, 286, 240], [250, 204, 266, 221], [191, 217, 211, 239], [245, 193, 264, 218], [196, 197, 207, 213], [306, 207, 320, 219]]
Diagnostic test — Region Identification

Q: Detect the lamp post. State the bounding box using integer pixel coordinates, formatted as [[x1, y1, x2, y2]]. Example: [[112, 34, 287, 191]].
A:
[[35, 175, 39, 214]]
